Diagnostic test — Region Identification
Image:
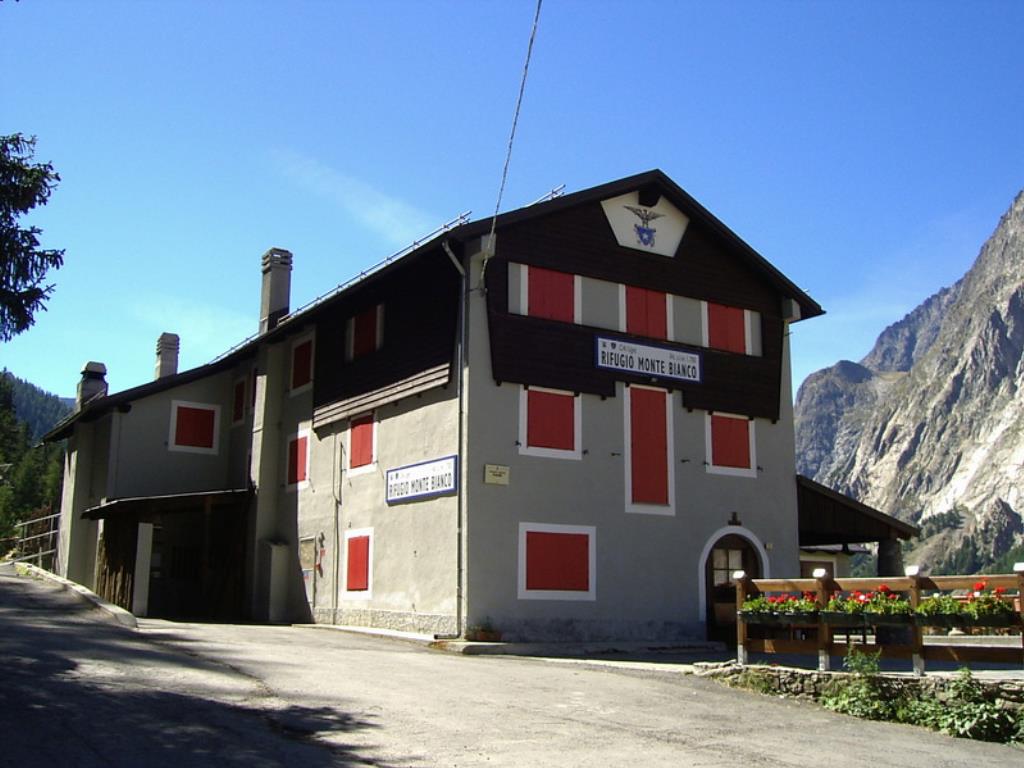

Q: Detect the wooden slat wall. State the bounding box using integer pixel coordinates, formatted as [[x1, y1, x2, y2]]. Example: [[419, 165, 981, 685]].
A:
[[483, 202, 787, 421], [313, 252, 459, 415]]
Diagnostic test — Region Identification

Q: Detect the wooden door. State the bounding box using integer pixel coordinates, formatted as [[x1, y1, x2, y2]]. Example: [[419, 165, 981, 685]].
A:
[[705, 535, 760, 644]]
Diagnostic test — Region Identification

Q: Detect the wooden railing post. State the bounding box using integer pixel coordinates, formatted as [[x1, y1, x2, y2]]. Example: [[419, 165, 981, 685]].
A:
[[906, 565, 924, 676], [1015, 563, 1024, 670], [813, 568, 831, 672], [734, 570, 750, 665]]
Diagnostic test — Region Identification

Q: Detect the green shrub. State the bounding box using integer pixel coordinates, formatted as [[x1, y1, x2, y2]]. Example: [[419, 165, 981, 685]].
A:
[[821, 647, 898, 721]]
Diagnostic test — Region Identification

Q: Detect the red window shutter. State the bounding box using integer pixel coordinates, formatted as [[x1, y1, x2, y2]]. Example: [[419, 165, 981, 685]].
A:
[[630, 388, 668, 504], [350, 415, 374, 468], [525, 531, 589, 591], [288, 435, 308, 484], [292, 340, 313, 389], [528, 266, 574, 322], [175, 406, 216, 449], [232, 381, 245, 423], [352, 307, 378, 359], [711, 415, 751, 469], [625, 286, 667, 339], [526, 390, 575, 450], [347, 536, 370, 591], [708, 303, 746, 354]]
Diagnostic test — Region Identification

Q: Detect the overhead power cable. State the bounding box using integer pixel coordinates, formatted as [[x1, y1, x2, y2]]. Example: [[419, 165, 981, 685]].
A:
[[485, 0, 544, 258]]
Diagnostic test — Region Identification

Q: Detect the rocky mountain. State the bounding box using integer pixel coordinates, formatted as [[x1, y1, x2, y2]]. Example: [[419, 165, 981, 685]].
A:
[[794, 190, 1024, 573]]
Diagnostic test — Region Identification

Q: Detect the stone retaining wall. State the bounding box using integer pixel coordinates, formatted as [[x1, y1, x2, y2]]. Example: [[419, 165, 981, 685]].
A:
[[696, 662, 1024, 709]]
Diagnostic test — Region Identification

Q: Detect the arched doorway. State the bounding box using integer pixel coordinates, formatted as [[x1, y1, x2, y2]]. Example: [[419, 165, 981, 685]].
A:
[[704, 533, 762, 644]]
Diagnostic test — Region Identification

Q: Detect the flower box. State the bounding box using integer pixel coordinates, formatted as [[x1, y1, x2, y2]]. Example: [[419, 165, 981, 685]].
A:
[[915, 613, 968, 628], [821, 611, 866, 628], [864, 613, 914, 626], [739, 612, 786, 626]]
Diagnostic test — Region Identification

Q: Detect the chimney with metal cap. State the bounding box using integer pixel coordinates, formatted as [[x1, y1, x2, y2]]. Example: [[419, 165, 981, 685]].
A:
[[154, 332, 180, 379], [260, 248, 293, 332], [76, 362, 108, 408]]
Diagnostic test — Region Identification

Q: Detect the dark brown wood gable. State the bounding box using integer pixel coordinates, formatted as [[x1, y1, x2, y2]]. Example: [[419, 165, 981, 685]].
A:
[[483, 200, 786, 420], [797, 475, 919, 546], [313, 251, 459, 414]]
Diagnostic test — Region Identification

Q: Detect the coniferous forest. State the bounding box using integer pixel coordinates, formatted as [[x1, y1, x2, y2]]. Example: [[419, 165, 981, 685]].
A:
[[0, 372, 68, 548]]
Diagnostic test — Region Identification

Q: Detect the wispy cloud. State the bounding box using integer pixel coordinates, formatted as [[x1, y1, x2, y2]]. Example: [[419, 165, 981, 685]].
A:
[[270, 148, 438, 247], [128, 295, 255, 367]]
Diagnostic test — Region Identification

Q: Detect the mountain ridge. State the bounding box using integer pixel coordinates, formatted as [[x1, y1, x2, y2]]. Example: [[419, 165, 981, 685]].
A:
[[794, 190, 1024, 572]]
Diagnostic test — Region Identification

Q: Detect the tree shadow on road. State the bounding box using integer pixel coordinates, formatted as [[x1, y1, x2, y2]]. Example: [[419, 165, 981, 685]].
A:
[[0, 570, 414, 767]]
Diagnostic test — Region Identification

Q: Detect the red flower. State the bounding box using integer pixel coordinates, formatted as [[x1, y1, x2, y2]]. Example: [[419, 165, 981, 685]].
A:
[[877, 584, 891, 593], [995, 586, 1007, 596], [974, 580, 988, 592]]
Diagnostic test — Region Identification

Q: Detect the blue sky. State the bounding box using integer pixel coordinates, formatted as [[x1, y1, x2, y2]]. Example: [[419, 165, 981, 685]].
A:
[[3, 1, 1022, 398]]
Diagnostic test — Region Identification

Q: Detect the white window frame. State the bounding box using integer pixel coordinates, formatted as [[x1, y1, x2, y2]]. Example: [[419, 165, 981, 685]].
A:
[[617, 284, 675, 341], [346, 411, 378, 477], [700, 301, 753, 354], [286, 426, 312, 490], [520, 266, 582, 324], [705, 412, 757, 478], [623, 384, 675, 516], [168, 400, 221, 455], [343, 527, 373, 599], [518, 386, 582, 460], [517, 522, 596, 601], [345, 304, 385, 361], [289, 333, 315, 396]]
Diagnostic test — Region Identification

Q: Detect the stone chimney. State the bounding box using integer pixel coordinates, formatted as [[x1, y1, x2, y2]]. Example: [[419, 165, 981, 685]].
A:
[[260, 248, 293, 332], [76, 362, 108, 409], [154, 332, 180, 380]]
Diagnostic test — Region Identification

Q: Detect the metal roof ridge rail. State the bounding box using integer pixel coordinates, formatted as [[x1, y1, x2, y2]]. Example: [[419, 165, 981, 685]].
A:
[[209, 211, 471, 363], [285, 210, 472, 321]]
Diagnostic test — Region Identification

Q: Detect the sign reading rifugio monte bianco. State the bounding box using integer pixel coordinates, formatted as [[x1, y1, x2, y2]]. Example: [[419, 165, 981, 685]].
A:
[[386, 455, 458, 504], [595, 337, 702, 383]]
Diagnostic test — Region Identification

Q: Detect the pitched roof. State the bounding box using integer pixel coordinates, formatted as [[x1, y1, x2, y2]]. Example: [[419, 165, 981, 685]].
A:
[[44, 170, 823, 442]]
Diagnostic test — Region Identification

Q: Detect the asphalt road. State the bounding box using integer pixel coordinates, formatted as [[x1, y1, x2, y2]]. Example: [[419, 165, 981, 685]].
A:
[[2, 564, 1021, 767]]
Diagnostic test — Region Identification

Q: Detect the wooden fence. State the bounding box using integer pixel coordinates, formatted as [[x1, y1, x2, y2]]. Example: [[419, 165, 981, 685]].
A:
[[734, 567, 1024, 675]]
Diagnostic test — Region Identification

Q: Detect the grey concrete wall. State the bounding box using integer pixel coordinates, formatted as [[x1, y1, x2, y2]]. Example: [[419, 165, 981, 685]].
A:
[[462, 242, 800, 642], [56, 429, 100, 587], [305, 386, 460, 634], [107, 370, 239, 500]]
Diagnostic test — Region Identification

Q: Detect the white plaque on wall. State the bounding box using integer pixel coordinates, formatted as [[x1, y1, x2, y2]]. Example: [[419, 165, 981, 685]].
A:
[[386, 455, 458, 504]]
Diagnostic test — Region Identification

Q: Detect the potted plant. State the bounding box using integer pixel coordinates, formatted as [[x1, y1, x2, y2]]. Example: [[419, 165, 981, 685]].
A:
[[964, 581, 1018, 627], [740, 592, 818, 624], [915, 592, 967, 628], [824, 584, 913, 626]]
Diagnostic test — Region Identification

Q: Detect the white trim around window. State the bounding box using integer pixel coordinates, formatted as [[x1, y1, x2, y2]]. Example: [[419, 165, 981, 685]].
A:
[[286, 426, 312, 490], [343, 527, 373, 599], [623, 384, 675, 516], [700, 301, 753, 354], [704, 412, 757, 478], [517, 522, 597, 602], [617, 285, 675, 341], [289, 333, 315, 396], [517, 386, 582, 460], [168, 400, 221, 455], [346, 412, 378, 477], [520, 266, 582, 324]]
